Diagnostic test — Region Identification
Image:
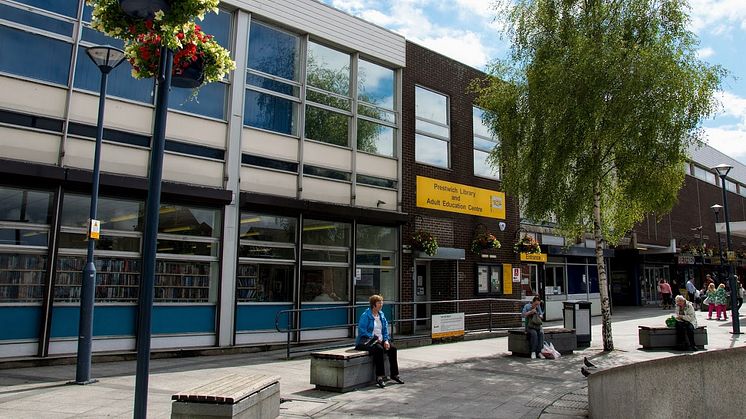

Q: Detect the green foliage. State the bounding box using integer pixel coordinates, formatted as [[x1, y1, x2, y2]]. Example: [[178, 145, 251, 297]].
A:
[[473, 0, 724, 244], [412, 231, 438, 256], [473, 0, 725, 351]]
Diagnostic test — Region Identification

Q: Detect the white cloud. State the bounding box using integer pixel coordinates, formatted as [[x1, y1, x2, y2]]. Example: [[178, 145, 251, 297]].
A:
[[704, 91, 746, 164], [416, 31, 491, 68], [688, 0, 746, 35], [697, 47, 715, 58]]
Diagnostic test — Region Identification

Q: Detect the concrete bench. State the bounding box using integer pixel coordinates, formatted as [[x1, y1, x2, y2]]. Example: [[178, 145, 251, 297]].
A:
[[171, 373, 280, 419], [508, 328, 577, 357], [310, 347, 388, 392], [638, 325, 707, 349]]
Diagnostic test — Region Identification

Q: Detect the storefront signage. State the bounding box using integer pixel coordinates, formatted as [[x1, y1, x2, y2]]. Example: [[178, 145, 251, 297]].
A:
[[503, 264, 513, 294], [416, 176, 506, 219], [727, 251, 736, 261], [677, 255, 695, 265], [520, 252, 547, 262], [431, 313, 465, 339], [512, 267, 521, 283]]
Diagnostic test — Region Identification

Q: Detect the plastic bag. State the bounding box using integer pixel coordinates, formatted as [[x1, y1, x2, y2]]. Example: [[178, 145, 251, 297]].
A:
[[665, 316, 677, 328], [541, 342, 561, 359]]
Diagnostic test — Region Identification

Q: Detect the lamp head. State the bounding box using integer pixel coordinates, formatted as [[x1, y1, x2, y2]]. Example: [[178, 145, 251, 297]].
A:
[[711, 163, 733, 178], [711, 204, 723, 214], [86, 45, 126, 74]]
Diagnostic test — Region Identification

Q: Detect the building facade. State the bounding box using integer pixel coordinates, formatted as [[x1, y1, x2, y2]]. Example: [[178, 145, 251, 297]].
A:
[[0, 0, 414, 358]]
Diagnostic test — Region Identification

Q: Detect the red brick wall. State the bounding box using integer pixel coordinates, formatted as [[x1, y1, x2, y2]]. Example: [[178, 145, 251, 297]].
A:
[[401, 41, 522, 329]]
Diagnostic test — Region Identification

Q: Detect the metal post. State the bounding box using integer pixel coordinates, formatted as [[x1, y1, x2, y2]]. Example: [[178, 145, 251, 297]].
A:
[[720, 179, 741, 335], [714, 211, 724, 269], [74, 69, 109, 384], [134, 47, 173, 418]]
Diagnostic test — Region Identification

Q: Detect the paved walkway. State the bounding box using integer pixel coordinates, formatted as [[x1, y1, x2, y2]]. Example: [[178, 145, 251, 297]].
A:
[[1, 306, 744, 418]]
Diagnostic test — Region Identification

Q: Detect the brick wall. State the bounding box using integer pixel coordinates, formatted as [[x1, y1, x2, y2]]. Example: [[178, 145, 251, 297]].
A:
[[401, 42, 523, 329]]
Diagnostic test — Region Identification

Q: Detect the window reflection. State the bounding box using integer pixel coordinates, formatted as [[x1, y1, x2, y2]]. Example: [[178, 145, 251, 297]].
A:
[[0, 188, 52, 224], [0, 26, 71, 85], [358, 59, 394, 109], [358, 120, 393, 156], [305, 105, 349, 146], [239, 213, 296, 242], [307, 42, 350, 96]]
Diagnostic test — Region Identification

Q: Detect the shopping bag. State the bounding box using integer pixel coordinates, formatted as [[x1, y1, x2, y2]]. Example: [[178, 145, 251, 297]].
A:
[[541, 342, 559, 359]]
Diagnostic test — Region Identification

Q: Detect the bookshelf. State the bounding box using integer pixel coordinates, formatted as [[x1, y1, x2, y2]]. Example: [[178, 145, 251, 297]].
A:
[[236, 264, 261, 302], [0, 253, 47, 302], [55, 257, 141, 302], [155, 260, 211, 302]]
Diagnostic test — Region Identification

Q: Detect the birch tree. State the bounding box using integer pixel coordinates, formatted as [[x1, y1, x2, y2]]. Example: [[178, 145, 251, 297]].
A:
[[473, 0, 724, 350]]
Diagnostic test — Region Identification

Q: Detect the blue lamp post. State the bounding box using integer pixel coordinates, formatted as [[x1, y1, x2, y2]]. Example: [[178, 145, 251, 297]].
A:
[[74, 45, 126, 384], [711, 164, 741, 335]]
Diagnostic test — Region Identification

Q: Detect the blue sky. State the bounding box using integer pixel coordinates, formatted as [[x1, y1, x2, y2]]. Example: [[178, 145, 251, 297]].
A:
[[323, 0, 746, 165]]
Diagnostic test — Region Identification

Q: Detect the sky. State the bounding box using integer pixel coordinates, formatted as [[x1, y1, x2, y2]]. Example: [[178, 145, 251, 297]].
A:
[[322, 0, 746, 165]]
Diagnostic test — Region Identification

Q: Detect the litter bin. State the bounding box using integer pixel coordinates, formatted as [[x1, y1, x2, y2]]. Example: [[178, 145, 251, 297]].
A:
[[563, 301, 592, 347]]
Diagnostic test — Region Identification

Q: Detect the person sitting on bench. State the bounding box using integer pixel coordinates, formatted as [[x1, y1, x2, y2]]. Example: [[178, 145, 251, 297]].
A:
[[355, 294, 404, 388], [521, 296, 545, 359], [674, 295, 698, 351]]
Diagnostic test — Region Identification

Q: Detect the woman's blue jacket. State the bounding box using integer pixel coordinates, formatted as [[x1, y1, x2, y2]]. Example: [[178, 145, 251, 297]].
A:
[[355, 307, 390, 346]]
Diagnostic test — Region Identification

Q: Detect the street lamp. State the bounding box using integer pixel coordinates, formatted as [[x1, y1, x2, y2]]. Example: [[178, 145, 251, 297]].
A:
[[74, 45, 126, 384], [711, 164, 741, 335], [711, 204, 725, 269]]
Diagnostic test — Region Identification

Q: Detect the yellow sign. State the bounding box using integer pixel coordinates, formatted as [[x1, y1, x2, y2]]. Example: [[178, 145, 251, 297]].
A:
[[431, 313, 465, 339], [520, 253, 547, 263], [728, 251, 736, 261], [503, 264, 512, 295], [89, 219, 100, 240], [416, 176, 506, 219]]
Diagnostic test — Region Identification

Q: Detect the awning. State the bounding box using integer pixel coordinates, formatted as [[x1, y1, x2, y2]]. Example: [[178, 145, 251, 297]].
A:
[[415, 247, 465, 260]]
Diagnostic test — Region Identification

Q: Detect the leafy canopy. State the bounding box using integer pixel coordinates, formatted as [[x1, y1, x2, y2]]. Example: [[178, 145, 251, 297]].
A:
[[473, 0, 724, 242]]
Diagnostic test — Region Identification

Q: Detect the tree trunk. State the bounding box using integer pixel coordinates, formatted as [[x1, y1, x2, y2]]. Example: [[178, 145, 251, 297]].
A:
[[594, 179, 614, 351]]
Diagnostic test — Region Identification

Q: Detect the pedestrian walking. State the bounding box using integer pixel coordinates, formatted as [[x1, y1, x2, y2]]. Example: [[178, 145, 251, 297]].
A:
[[686, 278, 697, 304], [658, 279, 672, 310], [715, 283, 728, 321], [705, 283, 717, 320]]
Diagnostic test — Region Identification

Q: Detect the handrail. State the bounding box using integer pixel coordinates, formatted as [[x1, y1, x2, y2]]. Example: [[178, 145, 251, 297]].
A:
[[274, 297, 524, 359]]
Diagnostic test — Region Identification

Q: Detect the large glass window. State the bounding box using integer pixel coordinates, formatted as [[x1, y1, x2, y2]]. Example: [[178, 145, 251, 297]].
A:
[[56, 194, 144, 303], [301, 219, 350, 302], [355, 225, 397, 302], [0, 24, 73, 86], [473, 107, 499, 179], [305, 41, 352, 147], [245, 21, 300, 135], [357, 59, 396, 157], [415, 86, 449, 167], [0, 186, 53, 303], [155, 205, 220, 303], [692, 165, 716, 184], [237, 213, 296, 303]]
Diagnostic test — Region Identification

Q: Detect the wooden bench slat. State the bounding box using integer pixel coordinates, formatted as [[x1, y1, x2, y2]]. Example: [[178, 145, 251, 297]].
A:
[[171, 373, 279, 404]]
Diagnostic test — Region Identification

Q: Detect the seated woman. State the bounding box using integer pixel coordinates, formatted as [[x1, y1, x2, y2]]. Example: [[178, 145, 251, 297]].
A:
[[674, 295, 698, 351], [521, 296, 545, 359], [355, 294, 404, 388]]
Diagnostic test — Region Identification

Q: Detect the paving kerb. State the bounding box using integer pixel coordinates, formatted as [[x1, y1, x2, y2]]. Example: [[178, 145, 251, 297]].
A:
[[0, 306, 744, 419]]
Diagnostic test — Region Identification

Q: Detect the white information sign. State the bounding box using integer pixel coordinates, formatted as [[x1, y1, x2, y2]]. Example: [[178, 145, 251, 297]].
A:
[[431, 312, 465, 339]]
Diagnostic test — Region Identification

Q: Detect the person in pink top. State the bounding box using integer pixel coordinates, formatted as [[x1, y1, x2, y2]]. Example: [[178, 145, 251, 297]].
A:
[[658, 279, 673, 309]]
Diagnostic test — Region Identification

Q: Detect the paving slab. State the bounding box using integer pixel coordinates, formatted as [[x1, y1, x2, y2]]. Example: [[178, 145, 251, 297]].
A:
[[0, 306, 744, 419]]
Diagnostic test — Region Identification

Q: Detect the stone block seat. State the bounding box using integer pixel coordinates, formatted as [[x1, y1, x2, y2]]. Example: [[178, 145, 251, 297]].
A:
[[508, 328, 577, 357], [171, 373, 280, 419], [310, 347, 388, 392], [638, 325, 707, 349]]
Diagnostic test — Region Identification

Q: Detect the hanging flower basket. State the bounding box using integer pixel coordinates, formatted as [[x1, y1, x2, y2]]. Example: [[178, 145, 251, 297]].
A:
[[471, 232, 501, 254], [514, 236, 541, 254], [124, 22, 235, 87], [412, 230, 438, 256], [87, 0, 220, 43], [118, 0, 170, 19]]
